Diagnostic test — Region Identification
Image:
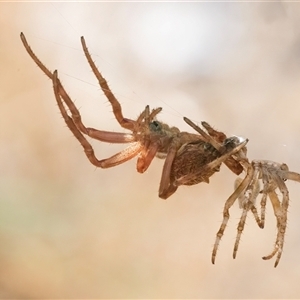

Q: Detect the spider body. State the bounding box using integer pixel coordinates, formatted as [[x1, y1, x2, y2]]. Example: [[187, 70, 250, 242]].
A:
[[20, 33, 300, 267], [20, 32, 243, 200], [172, 139, 223, 185], [164, 135, 247, 199]]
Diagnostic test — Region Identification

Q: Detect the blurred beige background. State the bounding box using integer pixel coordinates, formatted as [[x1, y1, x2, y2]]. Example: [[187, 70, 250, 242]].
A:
[[1, 2, 300, 298]]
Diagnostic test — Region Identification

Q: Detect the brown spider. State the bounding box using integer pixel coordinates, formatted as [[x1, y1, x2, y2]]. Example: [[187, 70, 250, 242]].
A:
[[177, 118, 300, 267], [20, 33, 245, 199], [20, 33, 300, 267]]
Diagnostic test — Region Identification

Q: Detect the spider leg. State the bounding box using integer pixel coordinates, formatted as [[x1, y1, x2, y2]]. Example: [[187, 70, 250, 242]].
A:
[[233, 167, 262, 259], [212, 161, 254, 264], [251, 161, 300, 267], [262, 190, 283, 266], [20, 32, 53, 78], [202, 120, 245, 175], [136, 142, 160, 173], [158, 141, 180, 199], [183, 117, 244, 175], [54, 71, 136, 143], [259, 192, 268, 229], [259, 166, 272, 229], [159, 182, 178, 200], [201, 121, 227, 143], [81, 36, 139, 131], [263, 174, 289, 267], [183, 117, 223, 151], [20, 33, 141, 133], [235, 175, 262, 225], [52, 70, 142, 168], [284, 170, 300, 182]]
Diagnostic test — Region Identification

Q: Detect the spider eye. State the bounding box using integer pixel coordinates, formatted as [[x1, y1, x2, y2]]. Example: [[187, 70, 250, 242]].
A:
[[149, 121, 162, 132]]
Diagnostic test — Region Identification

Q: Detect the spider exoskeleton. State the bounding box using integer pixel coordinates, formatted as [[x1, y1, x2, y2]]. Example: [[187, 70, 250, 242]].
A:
[[20, 32, 244, 200], [177, 118, 300, 267]]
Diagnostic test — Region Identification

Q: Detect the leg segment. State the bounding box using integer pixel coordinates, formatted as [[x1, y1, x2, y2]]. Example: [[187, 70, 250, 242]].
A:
[[262, 176, 289, 267], [183, 117, 244, 175], [52, 70, 142, 168], [137, 142, 160, 173], [262, 190, 284, 267], [80, 36, 135, 131], [233, 167, 262, 259], [212, 162, 254, 264], [54, 71, 135, 143], [20, 33, 137, 134], [159, 142, 180, 199]]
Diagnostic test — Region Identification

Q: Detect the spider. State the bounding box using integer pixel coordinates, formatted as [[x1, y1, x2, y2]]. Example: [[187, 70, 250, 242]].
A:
[[20, 32, 245, 200], [20, 33, 300, 267], [175, 118, 300, 267]]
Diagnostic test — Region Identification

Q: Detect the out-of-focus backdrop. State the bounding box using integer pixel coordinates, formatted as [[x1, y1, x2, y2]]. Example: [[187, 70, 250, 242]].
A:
[[1, 2, 300, 298]]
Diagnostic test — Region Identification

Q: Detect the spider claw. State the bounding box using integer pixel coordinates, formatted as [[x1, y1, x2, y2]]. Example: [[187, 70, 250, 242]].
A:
[[211, 256, 215, 265]]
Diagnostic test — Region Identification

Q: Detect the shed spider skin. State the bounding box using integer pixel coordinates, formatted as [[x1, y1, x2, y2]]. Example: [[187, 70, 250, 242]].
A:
[[20, 33, 300, 267], [180, 118, 300, 267]]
